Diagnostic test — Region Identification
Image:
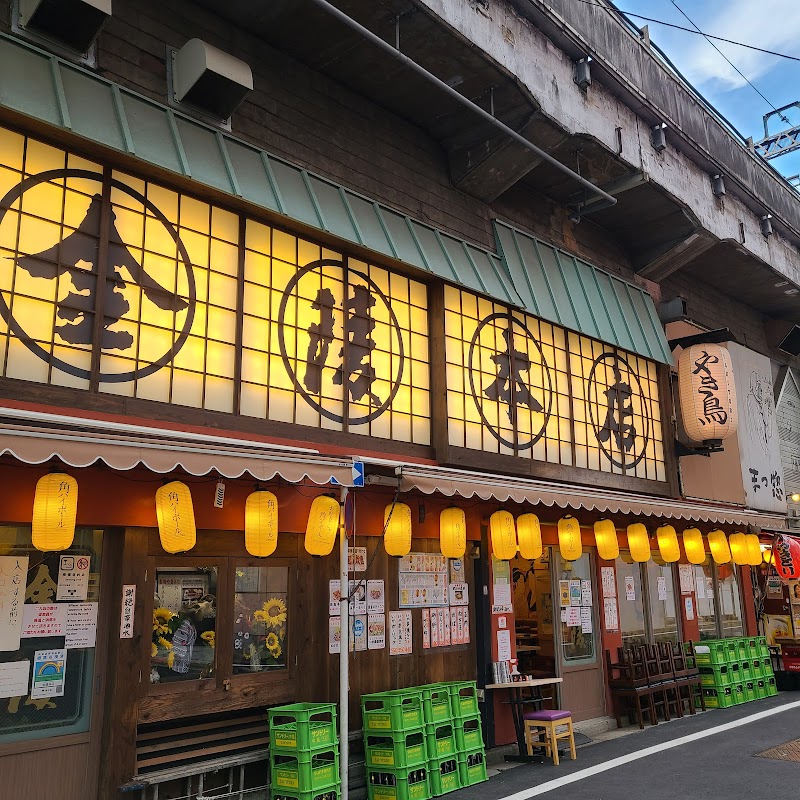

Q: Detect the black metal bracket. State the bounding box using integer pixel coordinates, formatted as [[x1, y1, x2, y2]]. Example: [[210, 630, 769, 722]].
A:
[[675, 438, 724, 458], [668, 327, 738, 350]]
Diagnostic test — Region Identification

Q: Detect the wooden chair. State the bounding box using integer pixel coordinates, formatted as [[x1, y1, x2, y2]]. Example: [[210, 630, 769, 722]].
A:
[[643, 643, 681, 722], [606, 647, 658, 729], [674, 641, 705, 714], [523, 709, 576, 766]]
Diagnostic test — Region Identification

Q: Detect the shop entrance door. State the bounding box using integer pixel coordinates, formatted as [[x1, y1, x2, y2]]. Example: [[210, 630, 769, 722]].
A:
[[553, 550, 605, 722]]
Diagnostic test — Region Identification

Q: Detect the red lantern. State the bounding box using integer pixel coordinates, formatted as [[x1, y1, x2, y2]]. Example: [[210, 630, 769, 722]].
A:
[[773, 535, 800, 580]]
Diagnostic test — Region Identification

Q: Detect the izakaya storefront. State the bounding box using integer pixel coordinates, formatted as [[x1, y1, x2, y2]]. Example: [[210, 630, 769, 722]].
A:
[[0, 75, 782, 799]]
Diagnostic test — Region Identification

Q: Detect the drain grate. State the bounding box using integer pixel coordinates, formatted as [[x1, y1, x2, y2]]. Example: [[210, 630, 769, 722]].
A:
[[757, 739, 800, 762]]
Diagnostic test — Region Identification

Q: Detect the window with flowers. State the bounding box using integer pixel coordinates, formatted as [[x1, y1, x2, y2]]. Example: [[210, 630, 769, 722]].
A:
[[232, 566, 289, 674]]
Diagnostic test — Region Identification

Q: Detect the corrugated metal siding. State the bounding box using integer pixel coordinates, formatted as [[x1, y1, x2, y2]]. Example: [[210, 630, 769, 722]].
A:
[[778, 369, 800, 495]]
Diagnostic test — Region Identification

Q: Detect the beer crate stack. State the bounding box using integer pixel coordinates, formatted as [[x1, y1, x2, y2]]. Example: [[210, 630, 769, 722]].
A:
[[695, 637, 777, 709], [269, 703, 340, 800], [362, 681, 486, 800]]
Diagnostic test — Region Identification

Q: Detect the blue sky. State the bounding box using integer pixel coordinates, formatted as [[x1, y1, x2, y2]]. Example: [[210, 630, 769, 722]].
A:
[[618, 0, 800, 180]]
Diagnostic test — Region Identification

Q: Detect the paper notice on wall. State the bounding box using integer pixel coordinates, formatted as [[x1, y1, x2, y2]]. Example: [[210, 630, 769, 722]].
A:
[[389, 611, 413, 655], [624, 577, 636, 601], [65, 602, 98, 649], [443, 609, 451, 646], [463, 607, 470, 643], [329, 580, 341, 615], [56, 555, 90, 601], [580, 607, 593, 634], [560, 609, 567, 623], [0, 555, 28, 651], [492, 558, 512, 609], [119, 584, 135, 639], [21, 604, 66, 638], [348, 547, 367, 572], [456, 608, 465, 644], [351, 615, 367, 652], [367, 580, 385, 614], [559, 580, 570, 607], [422, 609, 431, 649], [657, 576, 668, 602], [431, 607, 439, 647], [685, 597, 695, 621], [449, 559, 466, 583], [679, 564, 694, 594], [31, 649, 66, 699], [450, 608, 459, 644], [349, 580, 367, 616], [695, 575, 706, 599], [706, 576, 714, 600], [569, 580, 582, 606], [449, 582, 469, 606], [328, 617, 341, 654], [566, 606, 581, 627], [0, 660, 30, 698], [581, 580, 592, 607], [603, 598, 619, 631], [368, 614, 386, 650], [497, 629, 512, 662], [601, 566, 616, 599]]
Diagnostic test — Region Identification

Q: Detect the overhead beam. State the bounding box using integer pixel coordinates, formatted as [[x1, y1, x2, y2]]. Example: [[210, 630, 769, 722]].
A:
[[636, 230, 717, 282]]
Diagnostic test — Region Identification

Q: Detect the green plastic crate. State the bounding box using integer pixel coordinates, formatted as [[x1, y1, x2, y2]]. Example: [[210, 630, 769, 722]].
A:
[[729, 662, 741, 684], [363, 692, 425, 733], [367, 767, 431, 800], [454, 715, 483, 752], [758, 637, 770, 659], [428, 757, 461, 797], [272, 784, 339, 800], [751, 659, 763, 678], [694, 641, 728, 666], [767, 676, 779, 696], [700, 665, 731, 687], [745, 637, 760, 659], [457, 749, 487, 787], [755, 679, 768, 700], [269, 704, 338, 753], [732, 683, 746, 705], [365, 729, 428, 769], [271, 750, 340, 791], [762, 659, 775, 678], [425, 723, 456, 759], [698, 686, 734, 709], [735, 639, 749, 661], [449, 682, 479, 718], [740, 661, 754, 681], [744, 681, 757, 702], [422, 686, 453, 725]]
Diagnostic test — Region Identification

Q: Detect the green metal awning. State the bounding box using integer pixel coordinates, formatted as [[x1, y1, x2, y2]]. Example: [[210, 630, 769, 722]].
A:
[[495, 221, 672, 364], [0, 32, 670, 364]]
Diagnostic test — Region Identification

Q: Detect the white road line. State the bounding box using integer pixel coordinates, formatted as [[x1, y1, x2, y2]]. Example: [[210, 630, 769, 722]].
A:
[[497, 699, 800, 799]]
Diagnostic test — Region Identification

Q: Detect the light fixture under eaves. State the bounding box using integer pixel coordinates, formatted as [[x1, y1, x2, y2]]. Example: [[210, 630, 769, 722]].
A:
[[20, 0, 111, 54], [574, 57, 592, 91], [651, 123, 667, 152], [712, 174, 726, 197], [761, 214, 773, 237]]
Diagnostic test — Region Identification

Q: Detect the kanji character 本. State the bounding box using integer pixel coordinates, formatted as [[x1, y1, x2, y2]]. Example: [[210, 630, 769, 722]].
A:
[[484, 327, 543, 422], [597, 363, 636, 452]]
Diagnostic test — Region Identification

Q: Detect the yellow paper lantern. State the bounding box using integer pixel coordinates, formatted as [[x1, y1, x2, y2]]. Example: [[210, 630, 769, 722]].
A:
[[305, 494, 340, 557], [677, 343, 738, 443], [517, 514, 543, 560], [490, 511, 517, 561], [683, 527, 706, 565], [746, 534, 764, 566], [594, 519, 619, 561], [656, 525, 680, 563], [440, 506, 467, 559], [245, 490, 279, 557], [728, 532, 749, 565], [763, 546, 774, 565], [385, 502, 412, 557], [155, 481, 196, 554], [32, 472, 78, 552], [627, 523, 651, 563], [707, 529, 732, 564], [558, 515, 582, 561]]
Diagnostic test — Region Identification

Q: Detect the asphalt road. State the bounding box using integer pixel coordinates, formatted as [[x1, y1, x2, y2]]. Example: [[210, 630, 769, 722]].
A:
[[451, 694, 800, 800]]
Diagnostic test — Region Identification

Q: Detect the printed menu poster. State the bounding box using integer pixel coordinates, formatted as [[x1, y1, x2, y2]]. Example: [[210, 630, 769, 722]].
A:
[[581, 579, 592, 606], [31, 648, 66, 699], [559, 580, 570, 607], [351, 615, 367, 652], [492, 558, 512, 612], [0, 555, 28, 651], [463, 607, 470, 643], [21, 604, 67, 637], [569, 580, 582, 606], [329, 580, 342, 615], [456, 608, 464, 644], [679, 564, 694, 594], [497, 629, 512, 661], [368, 614, 386, 650], [0, 660, 30, 698], [580, 607, 593, 633], [65, 602, 98, 649], [56, 555, 90, 601], [389, 610, 413, 655], [449, 559, 466, 583], [422, 609, 431, 649], [348, 547, 367, 572], [601, 566, 616, 599], [448, 582, 469, 607], [350, 581, 367, 616], [624, 577, 636, 601], [695, 574, 706, 600], [430, 607, 439, 647], [603, 598, 619, 631], [657, 576, 668, 602], [443, 609, 451, 646], [399, 572, 448, 608], [328, 617, 341, 654], [367, 580, 385, 614]]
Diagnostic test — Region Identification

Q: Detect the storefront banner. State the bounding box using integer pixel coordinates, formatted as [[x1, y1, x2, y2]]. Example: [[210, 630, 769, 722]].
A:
[[448, 582, 469, 606], [368, 614, 385, 650], [119, 584, 135, 638], [21, 603, 67, 637], [31, 648, 66, 699], [65, 602, 98, 649], [603, 598, 619, 631], [328, 617, 340, 654], [389, 611, 412, 655], [679, 564, 694, 594], [422, 609, 431, 649], [56, 555, 90, 601], [601, 567, 616, 599], [0, 660, 30, 698], [367, 580, 385, 614], [0, 555, 27, 651]]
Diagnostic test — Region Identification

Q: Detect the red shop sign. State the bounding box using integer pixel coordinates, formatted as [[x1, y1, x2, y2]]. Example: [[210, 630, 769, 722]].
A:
[[773, 535, 800, 581]]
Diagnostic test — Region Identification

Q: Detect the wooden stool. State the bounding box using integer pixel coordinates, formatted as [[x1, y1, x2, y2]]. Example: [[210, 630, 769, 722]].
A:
[[523, 710, 576, 766]]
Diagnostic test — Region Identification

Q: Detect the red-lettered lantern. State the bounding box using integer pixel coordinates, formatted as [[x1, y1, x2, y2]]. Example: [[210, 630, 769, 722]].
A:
[[773, 535, 800, 580], [677, 344, 737, 443]]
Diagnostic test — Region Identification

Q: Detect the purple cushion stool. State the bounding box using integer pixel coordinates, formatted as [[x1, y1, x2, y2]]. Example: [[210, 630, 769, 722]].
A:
[[523, 709, 576, 765]]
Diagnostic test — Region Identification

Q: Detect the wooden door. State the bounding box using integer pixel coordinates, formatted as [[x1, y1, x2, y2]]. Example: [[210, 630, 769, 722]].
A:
[[554, 550, 606, 722]]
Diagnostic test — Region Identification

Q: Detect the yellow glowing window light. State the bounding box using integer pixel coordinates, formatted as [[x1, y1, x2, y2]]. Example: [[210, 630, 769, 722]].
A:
[[745, 534, 764, 566], [385, 502, 412, 557], [155, 481, 196, 554], [728, 532, 749, 566], [440, 506, 467, 559], [490, 511, 517, 561], [245, 490, 279, 557], [305, 495, 340, 557], [558, 515, 582, 561], [517, 513, 543, 560], [627, 523, 651, 563], [593, 519, 619, 561], [707, 529, 731, 564], [32, 472, 78, 552], [656, 525, 680, 563], [682, 528, 706, 565]]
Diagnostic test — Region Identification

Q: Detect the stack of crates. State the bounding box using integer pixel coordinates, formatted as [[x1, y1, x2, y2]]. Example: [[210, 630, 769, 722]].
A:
[[269, 703, 340, 800], [362, 681, 486, 800], [695, 637, 778, 709]]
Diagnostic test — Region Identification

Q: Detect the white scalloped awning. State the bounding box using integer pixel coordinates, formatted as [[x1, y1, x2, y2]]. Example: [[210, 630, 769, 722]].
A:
[[391, 462, 786, 530], [0, 407, 353, 484]]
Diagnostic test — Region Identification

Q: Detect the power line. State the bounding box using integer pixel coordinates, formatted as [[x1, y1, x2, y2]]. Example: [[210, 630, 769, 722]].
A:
[[573, 0, 800, 63], [669, 0, 789, 120]]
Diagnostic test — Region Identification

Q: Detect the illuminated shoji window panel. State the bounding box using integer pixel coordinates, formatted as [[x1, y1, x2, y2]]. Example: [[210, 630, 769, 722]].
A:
[[101, 172, 237, 412], [0, 130, 103, 391]]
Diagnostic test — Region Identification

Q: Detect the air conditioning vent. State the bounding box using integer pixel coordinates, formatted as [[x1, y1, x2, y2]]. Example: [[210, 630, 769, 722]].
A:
[[19, 0, 111, 55]]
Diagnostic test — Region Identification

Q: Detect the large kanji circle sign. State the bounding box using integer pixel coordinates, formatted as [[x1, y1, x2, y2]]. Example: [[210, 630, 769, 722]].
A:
[[0, 169, 196, 383], [278, 259, 405, 425], [467, 312, 553, 451], [587, 351, 651, 470]]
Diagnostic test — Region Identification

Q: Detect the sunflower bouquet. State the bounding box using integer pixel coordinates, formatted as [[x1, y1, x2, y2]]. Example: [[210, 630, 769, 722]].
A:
[[248, 596, 288, 667], [152, 606, 179, 668]]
